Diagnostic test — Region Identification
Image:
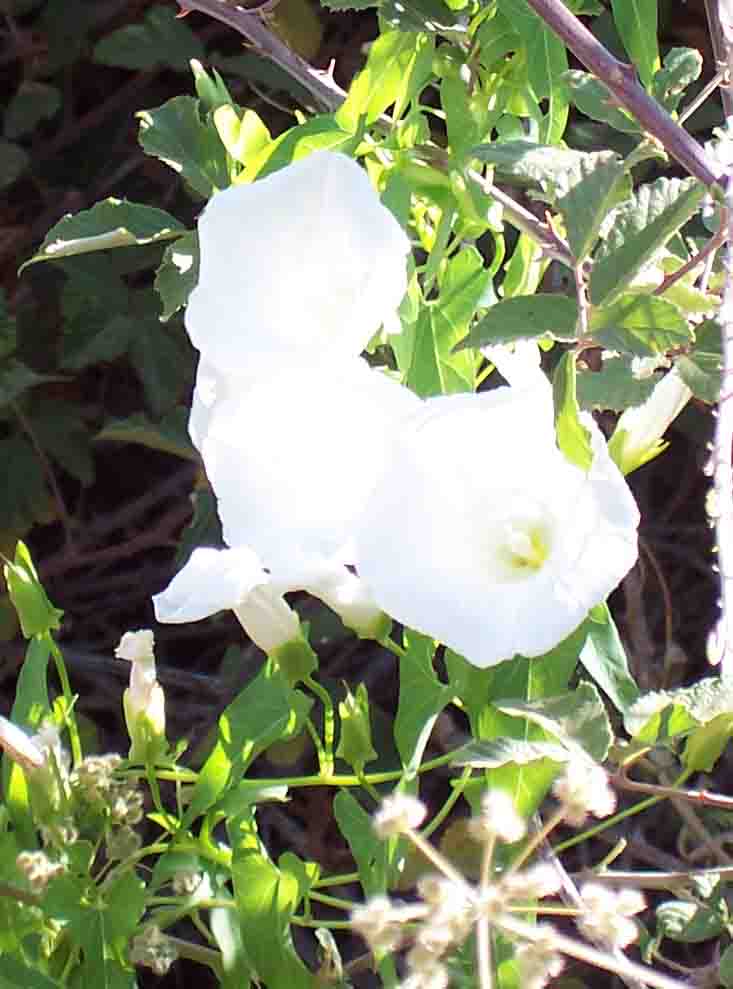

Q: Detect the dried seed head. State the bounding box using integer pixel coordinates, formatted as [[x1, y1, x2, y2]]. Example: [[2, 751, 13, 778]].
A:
[[552, 759, 616, 826], [468, 789, 526, 844], [373, 794, 426, 838], [577, 883, 645, 948]]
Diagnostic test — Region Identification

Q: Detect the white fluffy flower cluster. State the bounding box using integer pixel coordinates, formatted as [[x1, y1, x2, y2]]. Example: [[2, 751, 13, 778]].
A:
[[154, 150, 640, 668]]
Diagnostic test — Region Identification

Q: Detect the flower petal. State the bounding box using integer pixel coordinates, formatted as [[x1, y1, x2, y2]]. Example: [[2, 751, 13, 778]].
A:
[[185, 152, 410, 378], [200, 359, 421, 573], [153, 546, 268, 623]]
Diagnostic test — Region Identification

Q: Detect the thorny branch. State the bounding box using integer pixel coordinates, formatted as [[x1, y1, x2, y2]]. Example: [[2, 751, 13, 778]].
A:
[[522, 0, 722, 188], [176, 0, 345, 110]]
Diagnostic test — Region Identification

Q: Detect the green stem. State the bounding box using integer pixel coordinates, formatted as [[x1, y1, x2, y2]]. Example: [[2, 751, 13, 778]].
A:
[[305, 675, 335, 777], [313, 871, 359, 889], [422, 766, 472, 840], [47, 638, 82, 766], [308, 890, 355, 911]]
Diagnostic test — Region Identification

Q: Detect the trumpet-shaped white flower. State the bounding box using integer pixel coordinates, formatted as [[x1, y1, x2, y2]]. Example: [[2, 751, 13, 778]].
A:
[[608, 367, 693, 475], [153, 546, 302, 654], [115, 629, 166, 761], [185, 151, 411, 379], [198, 359, 420, 575], [354, 377, 639, 668]]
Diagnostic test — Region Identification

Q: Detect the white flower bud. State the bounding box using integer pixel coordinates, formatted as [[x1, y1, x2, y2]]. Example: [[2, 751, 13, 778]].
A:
[[609, 368, 692, 475]]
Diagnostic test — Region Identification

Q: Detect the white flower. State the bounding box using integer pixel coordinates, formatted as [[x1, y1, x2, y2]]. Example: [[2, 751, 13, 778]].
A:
[[354, 377, 640, 668], [198, 359, 420, 576], [185, 151, 411, 379], [608, 367, 692, 475], [153, 546, 302, 655]]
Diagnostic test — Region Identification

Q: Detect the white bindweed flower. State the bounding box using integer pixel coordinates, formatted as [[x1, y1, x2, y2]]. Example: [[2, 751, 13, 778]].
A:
[[608, 367, 692, 475], [354, 376, 640, 668], [153, 546, 302, 655], [185, 151, 411, 379], [198, 359, 420, 576]]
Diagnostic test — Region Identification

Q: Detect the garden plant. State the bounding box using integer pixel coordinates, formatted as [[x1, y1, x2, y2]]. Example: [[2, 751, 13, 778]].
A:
[[3, 0, 733, 987]]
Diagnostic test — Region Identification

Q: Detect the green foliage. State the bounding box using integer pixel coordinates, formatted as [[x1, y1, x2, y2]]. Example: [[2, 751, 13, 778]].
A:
[[93, 5, 205, 71]]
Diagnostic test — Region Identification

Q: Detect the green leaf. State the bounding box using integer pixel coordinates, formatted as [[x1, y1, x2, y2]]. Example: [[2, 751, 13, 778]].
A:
[[4, 81, 61, 139], [0, 957, 64, 989], [676, 353, 720, 403], [336, 683, 377, 773], [94, 4, 204, 70], [430, 246, 488, 390], [155, 230, 199, 321], [228, 812, 314, 989], [590, 294, 692, 356], [656, 899, 726, 943], [30, 398, 95, 486], [395, 632, 452, 773], [457, 294, 578, 349], [0, 436, 52, 533], [4, 634, 52, 847], [3, 543, 62, 640], [580, 604, 639, 712], [404, 308, 442, 396], [137, 95, 231, 197], [333, 790, 386, 896], [676, 320, 721, 403], [0, 361, 63, 407], [213, 106, 271, 165], [561, 72, 640, 133], [96, 409, 197, 461], [554, 151, 629, 261], [20, 198, 186, 271], [0, 140, 29, 189], [719, 944, 733, 988], [472, 140, 587, 187], [496, 683, 613, 762], [249, 116, 355, 180], [577, 356, 657, 412], [683, 712, 733, 772], [496, 0, 568, 143], [128, 318, 191, 416], [590, 177, 706, 306], [442, 75, 482, 161], [336, 31, 427, 128], [476, 10, 519, 71], [453, 738, 570, 768], [183, 663, 310, 825], [553, 351, 593, 471], [652, 48, 703, 115], [611, 0, 659, 87], [320, 0, 376, 10]]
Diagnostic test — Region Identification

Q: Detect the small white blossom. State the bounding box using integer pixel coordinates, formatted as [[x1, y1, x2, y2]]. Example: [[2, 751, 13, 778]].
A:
[[577, 883, 645, 948], [469, 790, 526, 844], [185, 151, 411, 381], [116, 630, 165, 761], [373, 794, 426, 838], [553, 759, 616, 826]]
